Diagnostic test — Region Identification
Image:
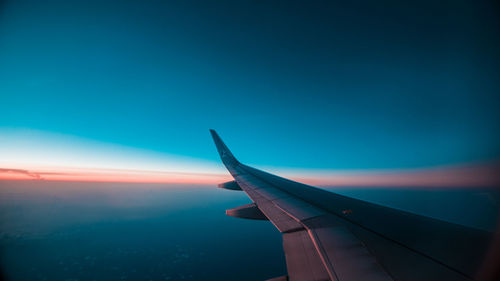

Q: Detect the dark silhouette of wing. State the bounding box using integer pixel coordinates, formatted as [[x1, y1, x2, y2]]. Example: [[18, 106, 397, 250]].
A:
[[210, 130, 494, 281]]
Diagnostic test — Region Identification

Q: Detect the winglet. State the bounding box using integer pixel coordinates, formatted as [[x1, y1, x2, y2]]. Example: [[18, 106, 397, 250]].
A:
[[209, 129, 240, 167]]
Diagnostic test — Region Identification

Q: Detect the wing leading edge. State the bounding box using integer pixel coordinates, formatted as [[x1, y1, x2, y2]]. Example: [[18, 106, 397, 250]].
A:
[[209, 130, 494, 281]]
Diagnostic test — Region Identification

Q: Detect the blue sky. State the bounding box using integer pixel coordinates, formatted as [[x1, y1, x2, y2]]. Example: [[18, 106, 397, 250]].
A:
[[1, 0, 499, 172]]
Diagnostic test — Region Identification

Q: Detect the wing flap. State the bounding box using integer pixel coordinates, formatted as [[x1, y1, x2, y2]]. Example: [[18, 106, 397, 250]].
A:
[[308, 226, 393, 281], [283, 230, 331, 281], [255, 200, 305, 233]]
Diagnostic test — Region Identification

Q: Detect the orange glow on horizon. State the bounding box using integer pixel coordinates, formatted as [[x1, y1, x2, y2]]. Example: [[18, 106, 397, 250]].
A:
[[1, 162, 499, 187], [2, 129, 497, 188], [0, 167, 231, 185], [290, 163, 500, 188]]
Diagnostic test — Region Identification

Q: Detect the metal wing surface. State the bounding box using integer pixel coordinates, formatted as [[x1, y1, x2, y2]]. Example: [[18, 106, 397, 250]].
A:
[[210, 130, 494, 281]]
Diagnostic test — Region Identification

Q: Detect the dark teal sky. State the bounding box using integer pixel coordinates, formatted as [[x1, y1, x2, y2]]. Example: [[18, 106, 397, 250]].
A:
[[1, 0, 499, 169]]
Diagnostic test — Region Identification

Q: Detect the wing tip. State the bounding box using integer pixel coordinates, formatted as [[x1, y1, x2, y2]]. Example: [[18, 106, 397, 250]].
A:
[[209, 129, 219, 140], [209, 129, 239, 166]]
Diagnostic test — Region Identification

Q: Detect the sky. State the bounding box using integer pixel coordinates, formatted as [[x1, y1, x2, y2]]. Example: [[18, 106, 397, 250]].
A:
[[1, 0, 499, 185]]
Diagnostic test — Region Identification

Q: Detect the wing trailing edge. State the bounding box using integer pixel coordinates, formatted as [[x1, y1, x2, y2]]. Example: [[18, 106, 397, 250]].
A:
[[209, 130, 494, 281]]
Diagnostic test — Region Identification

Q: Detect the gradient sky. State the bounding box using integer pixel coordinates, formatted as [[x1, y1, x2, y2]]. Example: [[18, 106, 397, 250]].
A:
[[1, 0, 499, 182]]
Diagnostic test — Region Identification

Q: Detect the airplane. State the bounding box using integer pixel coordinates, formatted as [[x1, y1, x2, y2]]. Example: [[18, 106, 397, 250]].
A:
[[209, 130, 498, 281]]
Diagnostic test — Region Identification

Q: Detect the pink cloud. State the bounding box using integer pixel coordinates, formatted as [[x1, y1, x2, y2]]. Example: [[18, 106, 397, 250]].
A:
[[291, 162, 500, 188]]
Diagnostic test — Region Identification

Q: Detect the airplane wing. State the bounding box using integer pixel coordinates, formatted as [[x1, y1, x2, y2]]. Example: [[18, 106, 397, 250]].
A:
[[210, 130, 494, 281]]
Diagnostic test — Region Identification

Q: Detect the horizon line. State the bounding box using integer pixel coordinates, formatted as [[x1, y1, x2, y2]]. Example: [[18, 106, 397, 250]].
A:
[[1, 162, 499, 188]]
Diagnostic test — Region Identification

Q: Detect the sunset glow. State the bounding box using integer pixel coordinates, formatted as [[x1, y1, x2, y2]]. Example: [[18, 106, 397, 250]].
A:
[[0, 128, 229, 184], [1, 129, 498, 187], [1, 161, 499, 188], [287, 163, 500, 188], [0, 167, 231, 184]]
